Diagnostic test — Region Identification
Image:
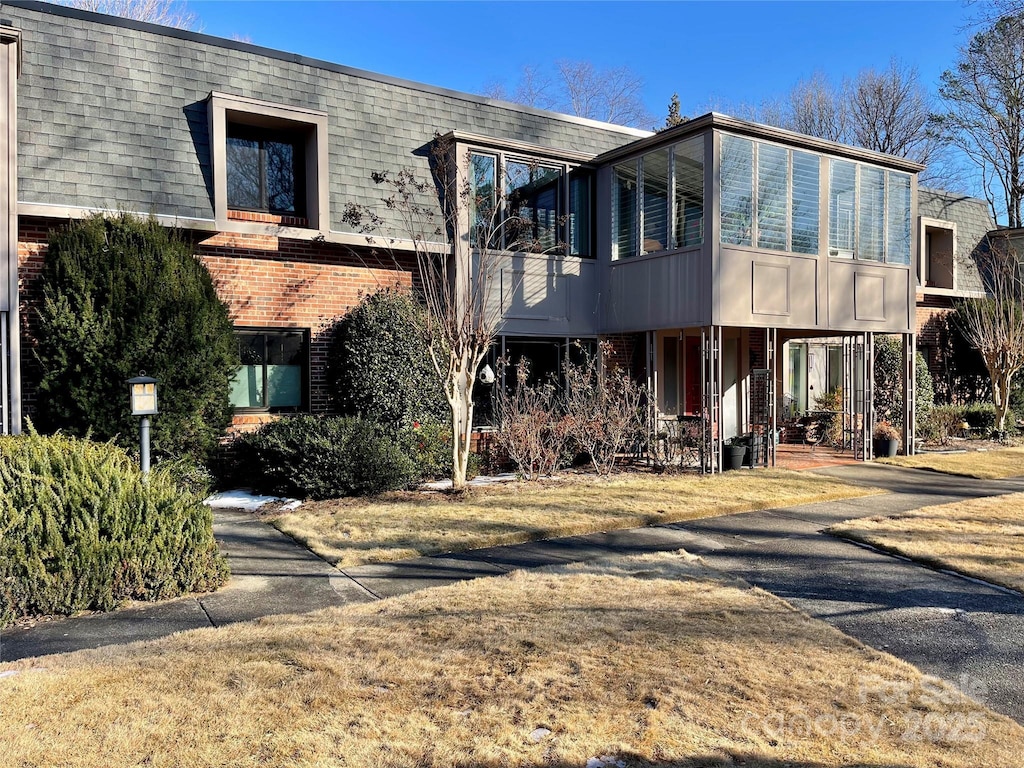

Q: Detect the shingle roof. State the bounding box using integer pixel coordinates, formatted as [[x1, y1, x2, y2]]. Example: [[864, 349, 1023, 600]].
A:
[[3, 1, 643, 231]]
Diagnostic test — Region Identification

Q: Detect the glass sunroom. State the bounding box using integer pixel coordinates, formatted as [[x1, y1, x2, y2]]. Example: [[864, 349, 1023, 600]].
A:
[[594, 113, 921, 471]]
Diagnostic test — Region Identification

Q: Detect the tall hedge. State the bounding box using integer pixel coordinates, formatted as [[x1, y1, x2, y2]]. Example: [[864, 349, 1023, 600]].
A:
[[326, 289, 445, 431], [0, 431, 228, 626], [32, 213, 238, 463]]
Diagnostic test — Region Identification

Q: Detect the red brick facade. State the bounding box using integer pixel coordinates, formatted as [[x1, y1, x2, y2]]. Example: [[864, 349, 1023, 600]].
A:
[[16, 217, 417, 429]]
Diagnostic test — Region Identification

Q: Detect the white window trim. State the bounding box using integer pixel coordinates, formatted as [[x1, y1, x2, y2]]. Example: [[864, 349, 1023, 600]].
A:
[[208, 91, 329, 232]]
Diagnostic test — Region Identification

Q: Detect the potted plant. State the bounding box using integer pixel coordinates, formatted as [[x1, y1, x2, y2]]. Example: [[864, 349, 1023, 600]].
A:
[[724, 436, 749, 471], [873, 421, 901, 458]]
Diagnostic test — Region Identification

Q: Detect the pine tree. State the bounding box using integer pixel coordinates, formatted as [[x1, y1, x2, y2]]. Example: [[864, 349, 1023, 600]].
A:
[[665, 92, 685, 128]]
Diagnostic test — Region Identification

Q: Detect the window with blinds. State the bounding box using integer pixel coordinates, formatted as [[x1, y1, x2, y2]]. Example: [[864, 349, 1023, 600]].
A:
[[720, 135, 821, 254], [613, 162, 638, 259], [642, 148, 670, 254], [674, 136, 704, 249], [791, 150, 819, 254], [887, 171, 912, 265], [829, 159, 857, 256], [858, 166, 886, 262], [756, 143, 788, 251], [721, 135, 754, 246]]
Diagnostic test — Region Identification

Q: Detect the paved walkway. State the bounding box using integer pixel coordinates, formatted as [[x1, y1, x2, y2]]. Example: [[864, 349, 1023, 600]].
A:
[[3, 464, 1024, 724]]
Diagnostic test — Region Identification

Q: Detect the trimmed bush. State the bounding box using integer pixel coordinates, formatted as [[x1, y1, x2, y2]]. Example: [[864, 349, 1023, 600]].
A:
[[0, 430, 228, 627], [32, 213, 238, 464], [963, 402, 998, 434], [237, 415, 417, 499], [326, 289, 445, 432]]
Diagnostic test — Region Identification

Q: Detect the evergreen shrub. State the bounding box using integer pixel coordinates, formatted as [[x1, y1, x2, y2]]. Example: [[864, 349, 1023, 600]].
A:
[[237, 415, 417, 499], [0, 430, 228, 626], [326, 289, 445, 432], [32, 213, 238, 464]]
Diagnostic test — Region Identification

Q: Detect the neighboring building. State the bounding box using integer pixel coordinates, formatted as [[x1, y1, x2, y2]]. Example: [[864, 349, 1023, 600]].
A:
[[0, 1, 972, 469]]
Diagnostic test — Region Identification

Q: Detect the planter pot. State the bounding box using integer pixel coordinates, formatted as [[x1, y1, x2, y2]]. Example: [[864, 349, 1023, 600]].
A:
[[724, 444, 748, 471], [873, 437, 899, 458]]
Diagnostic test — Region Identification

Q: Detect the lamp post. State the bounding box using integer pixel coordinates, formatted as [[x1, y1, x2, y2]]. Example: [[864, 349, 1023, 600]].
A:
[[127, 374, 158, 475]]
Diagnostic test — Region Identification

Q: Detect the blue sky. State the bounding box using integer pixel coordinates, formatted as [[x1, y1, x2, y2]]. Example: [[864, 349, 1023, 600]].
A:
[[194, 1, 975, 124]]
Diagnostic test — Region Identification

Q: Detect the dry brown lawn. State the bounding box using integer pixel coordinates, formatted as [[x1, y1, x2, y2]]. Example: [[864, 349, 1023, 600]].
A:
[[830, 492, 1024, 593], [877, 446, 1024, 479], [1, 552, 1020, 767], [270, 469, 875, 568]]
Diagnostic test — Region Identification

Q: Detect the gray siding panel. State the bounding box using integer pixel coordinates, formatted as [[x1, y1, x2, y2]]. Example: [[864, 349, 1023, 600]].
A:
[[7, 4, 639, 229]]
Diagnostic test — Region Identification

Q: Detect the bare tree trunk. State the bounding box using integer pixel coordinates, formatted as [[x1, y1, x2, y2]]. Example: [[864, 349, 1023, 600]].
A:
[[449, 364, 475, 491], [991, 366, 1013, 435]]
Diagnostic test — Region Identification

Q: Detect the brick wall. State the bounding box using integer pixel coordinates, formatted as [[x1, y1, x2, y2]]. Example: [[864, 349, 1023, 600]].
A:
[[16, 217, 417, 426]]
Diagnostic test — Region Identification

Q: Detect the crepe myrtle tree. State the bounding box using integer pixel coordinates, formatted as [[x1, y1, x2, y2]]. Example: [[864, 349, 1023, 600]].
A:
[[955, 234, 1024, 437], [342, 134, 547, 491]]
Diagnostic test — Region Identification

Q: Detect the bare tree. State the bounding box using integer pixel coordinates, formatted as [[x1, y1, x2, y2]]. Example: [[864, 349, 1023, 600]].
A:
[[787, 72, 849, 143], [342, 136, 547, 490], [482, 59, 654, 128], [848, 60, 934, 161], [54, 0, 197, 29], [955, 234, 1024, 435], [934, 13, 1024, 227]]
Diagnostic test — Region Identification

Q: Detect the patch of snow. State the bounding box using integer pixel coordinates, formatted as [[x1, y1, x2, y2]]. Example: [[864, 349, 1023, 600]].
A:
[[204, 490, 300, 511], [0, 671, 19, 680], [529, 727, 551, 742], [586, 757, 626, 768], [419, 473, 522, 491]]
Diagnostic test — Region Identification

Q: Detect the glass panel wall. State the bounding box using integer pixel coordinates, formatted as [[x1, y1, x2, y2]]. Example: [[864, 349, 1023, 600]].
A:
[[674, 136, 704, 248], [720, 134, 821, 254], [612, 161, 638, 260], [611, 135, 705, 260], [886, 171, 912, 265], [469, 152, 497, 247], [506, 161, 561, 252], [720, 135, 754, 246], [829, 159, 857, 256], [859, 166, 886, 262], [568, 169, 592, 257], [791, 150, 819, 254], [829, 159, 913, 264], [756, 143, 788, 251], [642, 148, 670, 254]]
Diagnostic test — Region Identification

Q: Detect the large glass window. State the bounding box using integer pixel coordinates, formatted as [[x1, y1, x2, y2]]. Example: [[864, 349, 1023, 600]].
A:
[[469, 151, 589, 257], [230, 329, 308, 411], [756, 143, 788, 251], [720, 135, 754, 246], [829, 159, 913, 264], [611, 136, 706, 260], [612, 161, 638, 260], [721, 135, 821, 254], [642, 148, 670, 254], [859, 166, 886, 262], [506, 161, 561, 252], [568, 169, 593, 257], [829, 159, 857, 256], [887, 171, 912, 265], [674, 136, 704, 249], [469, 153, 497, 247], [791, 150, 819, 254], [226, 125, 304, 215]]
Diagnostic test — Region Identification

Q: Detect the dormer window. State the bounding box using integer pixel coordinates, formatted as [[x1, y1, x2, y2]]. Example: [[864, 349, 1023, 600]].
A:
[[207, 92, 329, 230], [226, 125, 305, 216]]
